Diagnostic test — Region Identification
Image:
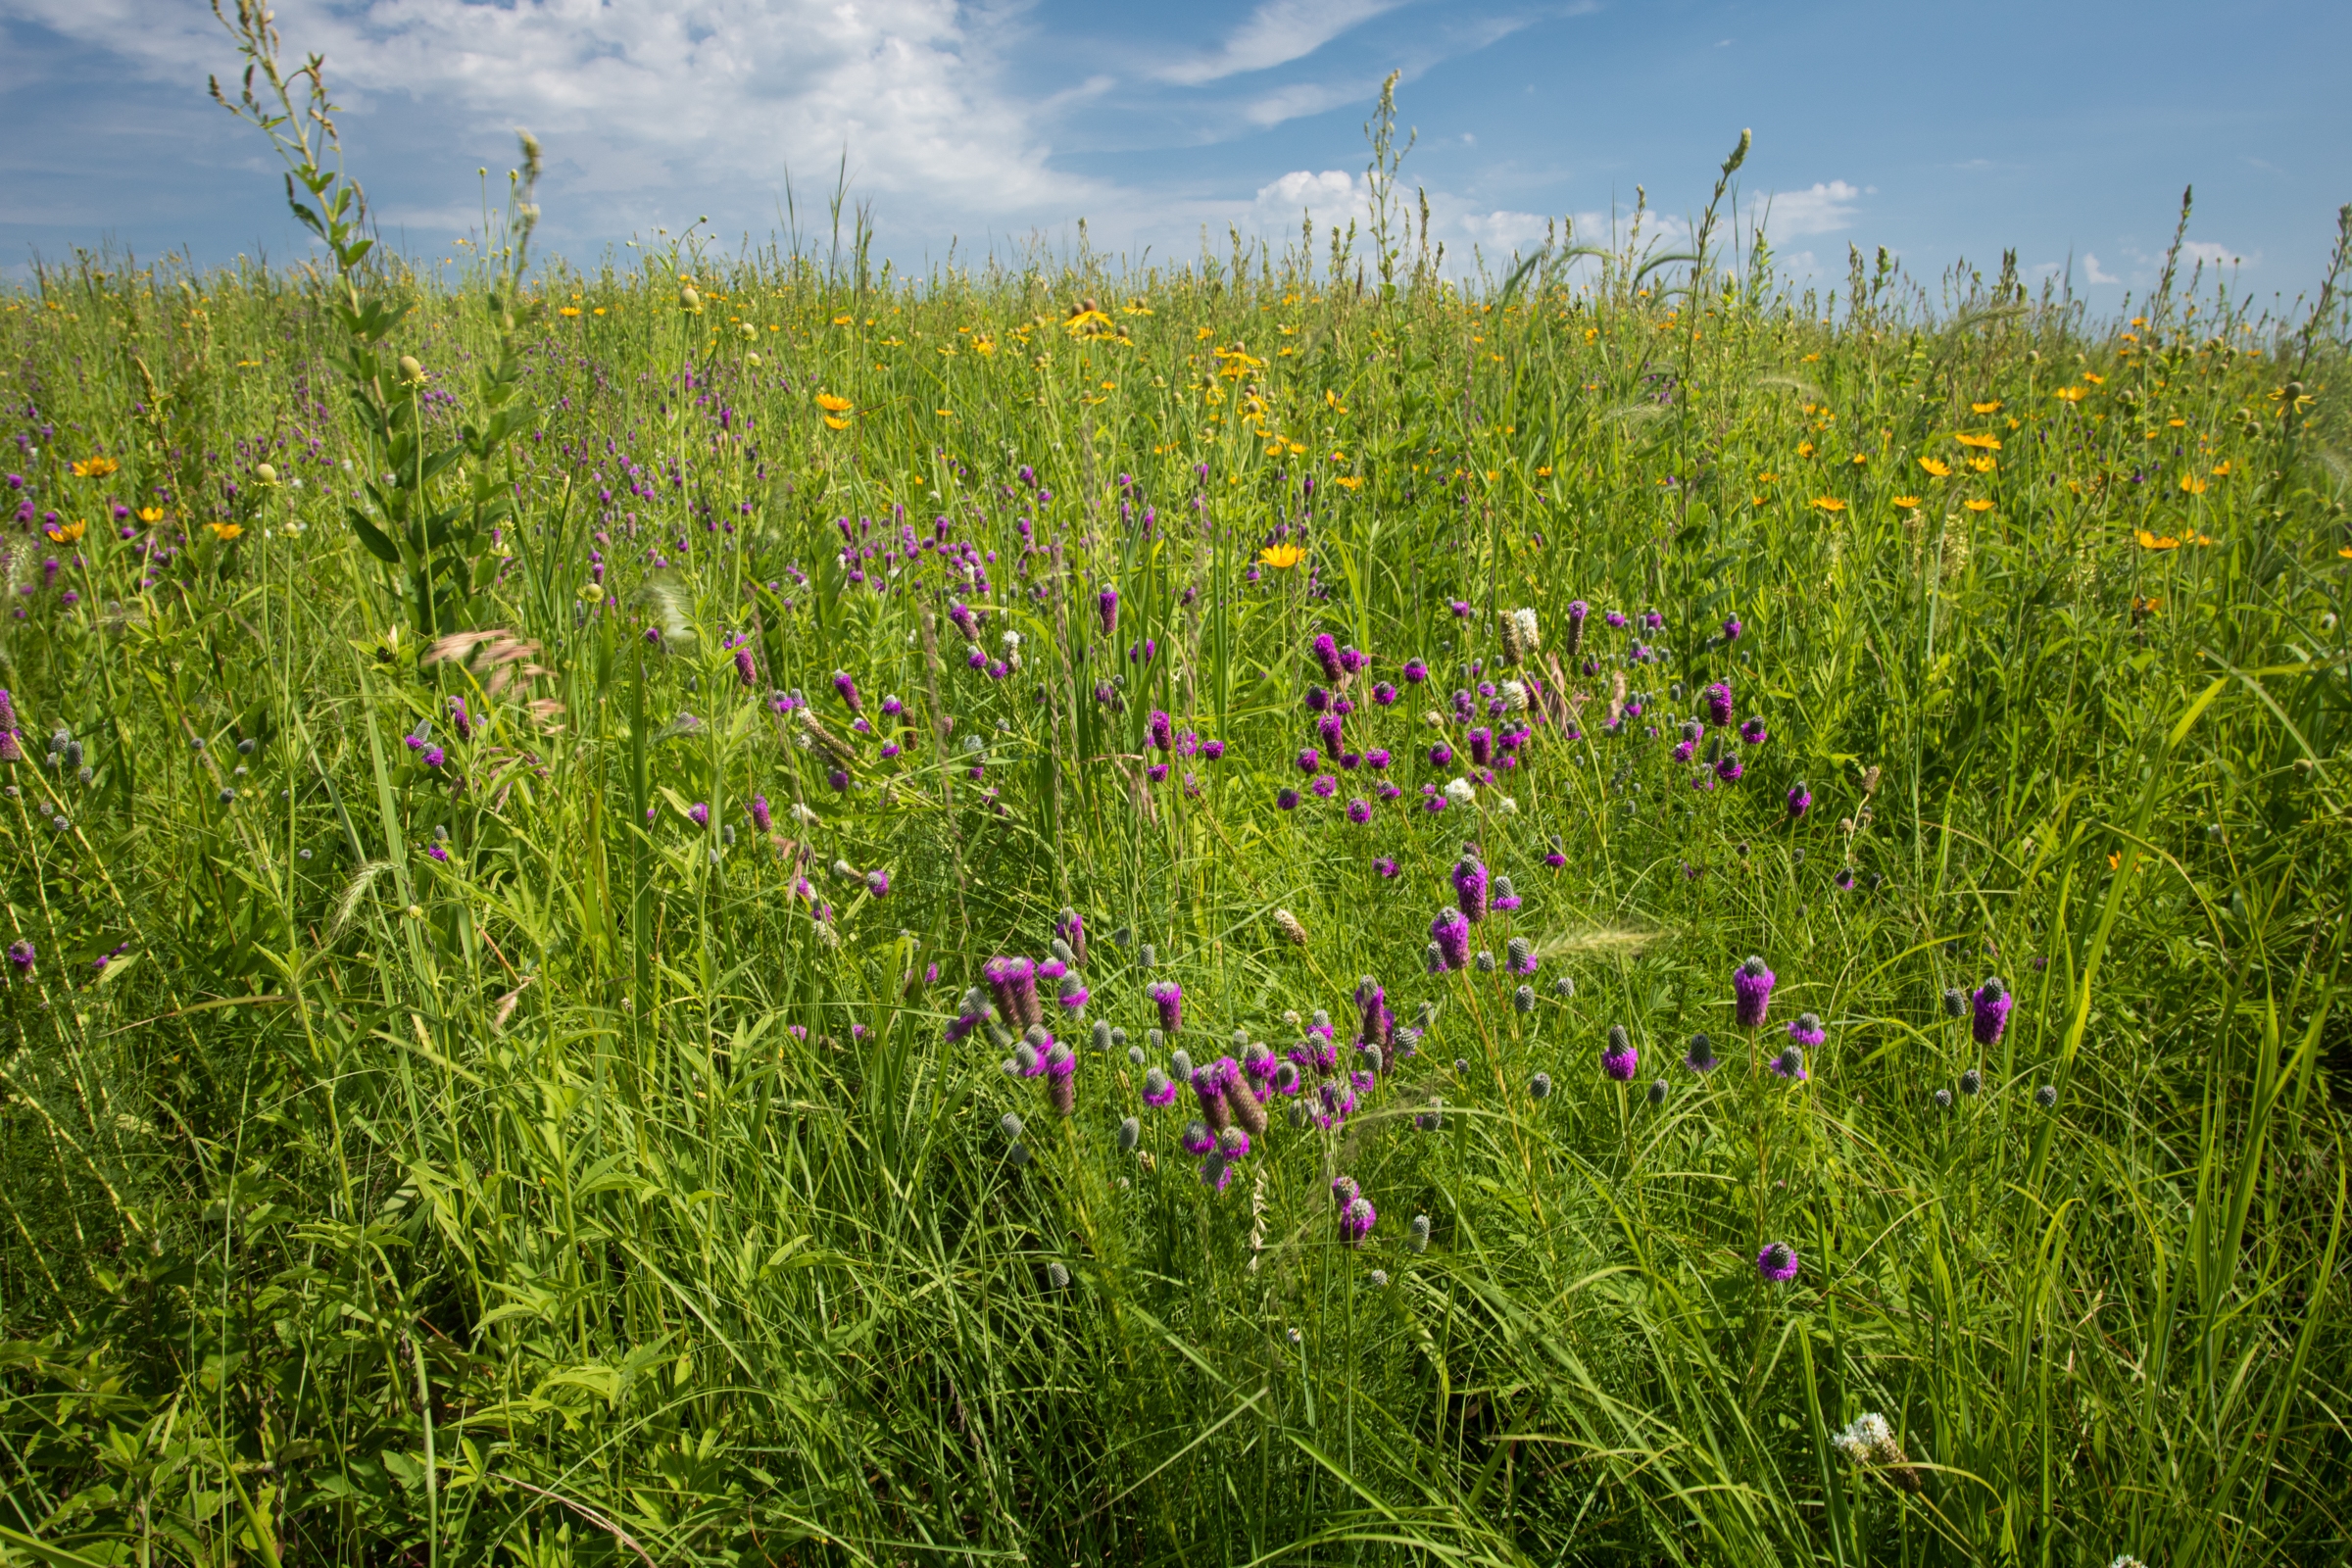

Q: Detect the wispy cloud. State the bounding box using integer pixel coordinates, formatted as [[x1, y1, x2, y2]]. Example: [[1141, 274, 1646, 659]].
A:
[[2180, 240, 2252, 269], [1158, 0, 1411, 86], [2083, 253, 2120, 284]]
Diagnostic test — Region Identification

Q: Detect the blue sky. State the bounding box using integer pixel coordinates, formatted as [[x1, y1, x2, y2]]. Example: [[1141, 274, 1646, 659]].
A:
[[4, 0, 2348, 311]]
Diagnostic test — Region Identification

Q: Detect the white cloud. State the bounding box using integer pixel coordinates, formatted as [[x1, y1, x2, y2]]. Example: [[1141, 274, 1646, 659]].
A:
[[1459, 209, 1547, 252], [1253, 170, 1370, 226], [1760, 180, 1863, 239], [2181, 240, 2253, 269], [5, 0, 1104, 234], [2084, 253, 2120, 284], [1242, 78, 1382, 127], [1158, 0, 1410, 85]]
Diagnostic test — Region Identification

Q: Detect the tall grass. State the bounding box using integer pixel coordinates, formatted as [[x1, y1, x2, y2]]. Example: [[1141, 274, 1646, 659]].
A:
[[1, 23, 2349, 1566]]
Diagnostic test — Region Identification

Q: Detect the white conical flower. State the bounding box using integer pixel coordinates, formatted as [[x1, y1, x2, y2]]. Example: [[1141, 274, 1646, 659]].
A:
[[1444, 777, 1476, 808]]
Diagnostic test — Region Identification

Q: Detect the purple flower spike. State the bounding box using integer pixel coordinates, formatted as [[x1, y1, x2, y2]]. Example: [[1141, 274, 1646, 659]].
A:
[[1972, 977, 2012, 1047], [1733, 956, 1776, 1028], [1277, 787, 1301, 811], [1715, 755, 1744, 783], [735, 644, 758, 687], [1787, 781, 1813, 819], [1055, 906, 1087, 967], [1770, 1045, 1809, 1081], [1180, 1119, 1216, 1155], [1097, 583, 1119, 636], [1601, 1024, 1639, 1081], [833, 669, 862, 711], [1144, 1068, 1179, 1107], [1149, 979, 1185, 1035], [1312, 633, 1345, 683], [1740, 716, 1768, 746], [1756, 1242, 1800, 1283], [1372, 681, 1398, 706], [1297, 747, 1321, 774], [750, 794, 772, 833], [1467, 727, 1493, 767], [1402, 659, 1429, 685], [1428, 741, 1454, 769], [1788, 1012, 1827, 1048], [1373, 856, 1399, 878], [1704, 681, 1735, 726], [1149, 710, 1174, 753], [1722, 615, 1743, 642], [867, 869, 892, 898], [1340, 1195, 1378, 1245], [1347, 797, 1372, 824], [1451, 857, 1490, 922], [7, 939, 34, 976], [985, 956, 1042, 1030], [688, 802, 710, 828], [1056, 975, 1089, 1011], [1430, 908, 1472, 971]]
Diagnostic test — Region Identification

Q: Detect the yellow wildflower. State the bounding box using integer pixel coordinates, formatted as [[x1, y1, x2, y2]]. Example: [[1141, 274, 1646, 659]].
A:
[[1258, 543, 1306, 569]]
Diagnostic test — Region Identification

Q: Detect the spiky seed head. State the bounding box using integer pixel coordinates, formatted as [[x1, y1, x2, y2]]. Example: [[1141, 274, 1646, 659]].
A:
[[1117, 1115, 1141, 1151], [1000, 1111, 1025, 1141]]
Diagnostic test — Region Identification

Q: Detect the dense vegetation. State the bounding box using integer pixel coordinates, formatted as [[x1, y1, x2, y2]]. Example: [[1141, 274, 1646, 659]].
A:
[[3, 28, 2350, 1567]]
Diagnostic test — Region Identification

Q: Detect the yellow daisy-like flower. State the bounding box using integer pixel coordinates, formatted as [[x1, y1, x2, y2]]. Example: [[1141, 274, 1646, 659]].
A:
[[2179, 473, 2207, 495], [1331, 475, 1362, 491], [1535, 465, 1552, 477], [832, 314, 854, 325], [2188, 532, 2215, 546], [1971, 400, 2003, 414], [1963, 499, 1995, 513], [2339, 546, 2352, 559], [1969, 455, 1997, 473], [815, 392, 854, 414], [1891, 495, 1922, 509], [2083, 372, 2105, 385], [45, 518, 86, 544], [822, 416, 852, 432], [1849, 452, 1869, 466], [2211, 461, 2231, 476], [1258, 543, 1306, 569], [1810, 497, 1846, 513], [1918, 457, 1952, 478], [1755, 471, 1778, 484], [1954, 432, 2002, 451], [2055, 385, 2086, 403], [558, 306, 581, 318], [210, 520, 244, 542], [1797, 441, 1816, 458], [136, 506, 165, 524], [2136, 529, 2180, 551], [70, 456, 120, 479]]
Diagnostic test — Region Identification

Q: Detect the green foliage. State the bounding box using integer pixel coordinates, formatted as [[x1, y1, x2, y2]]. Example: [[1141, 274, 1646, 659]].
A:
[[3, 55, 2352, 1564]]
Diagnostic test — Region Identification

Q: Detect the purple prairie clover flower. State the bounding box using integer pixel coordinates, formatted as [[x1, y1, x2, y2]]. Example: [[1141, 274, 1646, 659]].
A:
[[1430, 907, 1472, 971], [734, 644, 758, 687], [967, 649, 988, 671], [1971, 977, 2012, 1046], [881, 695, 904, 718], [750, 794, 772, 833], [1316, 712, 1345, 750], [1402, 659, 1429, 685], [867, 869, 892, 898], [828, 767, 851, 792], [426, 841, 451, 864], [448, 695, 473, 742], [1354, 976, 1393, 1052], [1200, 1154, 1234, 1192], [1451, 857, 1490, 922], [1217, 1125, 1250, 1159], [1601, 1024, 1640, 1081], [1097, 583, 1119, 636], [1296, 747, 1321, 774], [1508, 936, 1539, 974], [1788, 1012, 1827, 1048], [1149, 979, 1185, 1035], [6, 939, 32, 977], [1180, 1119, 1215, 1155], [1347, 797, 1372, 824], [1273, 1061, 1302, 1095], [1338, 751, 1362, 770], [1143, 1068, 1178, 1107], [1716, 755, 1744, 783], [1673, 739, 1697, 764], [1192, 1066, 1232, 1130], [1312, 632, 1345, 682], [1201, 739, 1226, 761], [949, 602, 979, 641], [1055, 906, 1087, 967], [1277, 787, 1301, 810], [1448, 599, 1474, 618], [1366, 748, 1392, 770], [1703, 681, 1735, 726], [1771, 1045, 1809, 1080], [985, 956, 1043, 1030], [1340, 1195, 1378, 1245], [421, 746, 447, 768], [1373, 856, 1400, 878], [1756, 1242, 1801, 1283], [1685, 1032, 1721, 1073], [1303, 685, 1331, 713], [1605, 610, 1629, 630], [1339, 646, 1369, 676], [1045, 1043, 1078, 1115], [1467, 727, 1493, 767], [688, 802, 710, 828], [1149, 710, 1174, 752], [1787, 781, 1813, 818], [1836, 867, 1857, 892], [1309, 774, 1338, 799], [1493, 876, 1522, 912], [1740, 716, 1768, 746], [1733, 956, 1776, 1028], [1722, 614, 1743, 642], [832, 669, 861, 711], [1243, 1042, 1278, 1088], [1428, 742, 1454, 769], [1372, 681, 1398, 707], [1332, 1175, 1360, 1207], [1563, 600, 1590, 654]]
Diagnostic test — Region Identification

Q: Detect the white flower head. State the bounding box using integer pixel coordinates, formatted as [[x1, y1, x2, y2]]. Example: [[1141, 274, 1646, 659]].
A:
[[1494, 795, 1519, 817], [1500, 679, 1528, 712], [1444, 777, 1476, 808], [1001, 629, 1022, 651]]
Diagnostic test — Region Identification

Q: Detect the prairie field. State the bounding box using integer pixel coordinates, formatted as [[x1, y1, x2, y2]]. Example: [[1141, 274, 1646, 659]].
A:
[[2, 40, 2351, 1568]]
